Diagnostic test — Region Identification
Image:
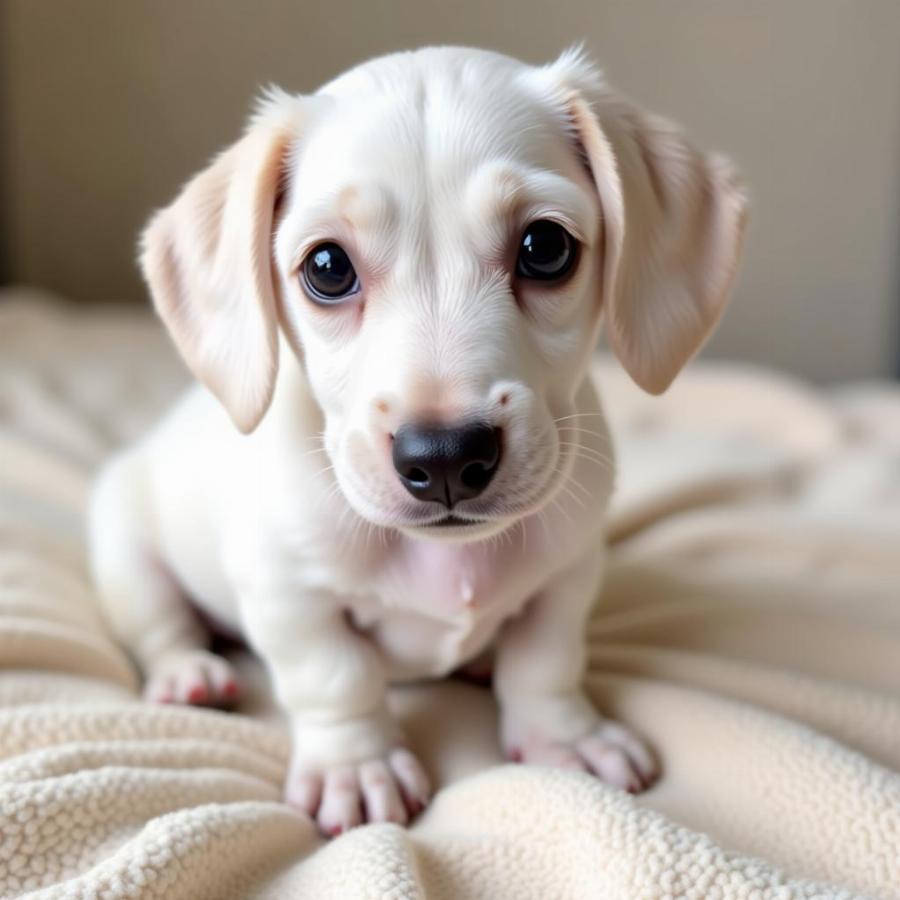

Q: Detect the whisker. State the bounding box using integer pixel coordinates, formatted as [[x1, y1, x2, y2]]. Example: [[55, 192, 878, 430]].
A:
[[570, 456, 614, 472], [554, 467, 592, 500], [556, 425, 613, 443], [557, 442, 615, 466], [321, 482, 345, 504], [548, 493, 576, 529], [560, 451, 614, 473], [363, 518, 375, 557], [557, 438, 612, 455], [535, 503, 552, 544], [548, 464, 594, 515], [337, 500, 358, 536], [563, 470, 593, 501], [349, 512, 367, 548], [298, 446, 329, 459], [553, 412, 610, 423], [555, 479, 588, 511]]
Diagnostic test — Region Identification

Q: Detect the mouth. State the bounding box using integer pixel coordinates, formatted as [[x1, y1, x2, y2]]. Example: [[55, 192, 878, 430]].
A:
[[403, 511, 511, 540], [424, 514, 479, 528]]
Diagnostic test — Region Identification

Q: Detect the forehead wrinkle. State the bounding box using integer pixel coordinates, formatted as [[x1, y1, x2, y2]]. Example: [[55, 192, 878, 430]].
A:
[[464, 163, 526, 232], [517, 170, 598, 245], [282, 181, 399, 272], [335, 183, 397, 236], [462, 162, 597, 256]]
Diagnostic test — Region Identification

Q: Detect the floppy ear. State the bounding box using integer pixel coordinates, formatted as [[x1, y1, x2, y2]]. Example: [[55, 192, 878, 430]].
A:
[[544, 52, 748, 394], [140, 92, 302, 432]]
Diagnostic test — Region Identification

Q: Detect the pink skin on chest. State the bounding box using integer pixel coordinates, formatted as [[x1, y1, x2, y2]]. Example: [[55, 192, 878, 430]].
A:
[[378, 526, 538, 617], [390, 538, 494, 611], [339, 526, 537, 679]]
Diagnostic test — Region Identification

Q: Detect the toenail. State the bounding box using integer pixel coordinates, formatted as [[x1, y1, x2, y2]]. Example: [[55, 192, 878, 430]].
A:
[[188, 686, 208, 702]]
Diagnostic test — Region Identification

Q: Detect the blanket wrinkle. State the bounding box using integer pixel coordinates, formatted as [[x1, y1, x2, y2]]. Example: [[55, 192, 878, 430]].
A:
[[0, 291, 898, 898]]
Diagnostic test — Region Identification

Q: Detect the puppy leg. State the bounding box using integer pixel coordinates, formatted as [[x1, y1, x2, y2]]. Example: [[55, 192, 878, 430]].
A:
[[494, 547, 658, 792], [89, 454, 239, 707], [237, 574, 429, 833]]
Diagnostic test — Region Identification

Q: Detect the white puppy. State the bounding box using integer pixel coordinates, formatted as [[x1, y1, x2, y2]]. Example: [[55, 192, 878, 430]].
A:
[[89, 46, 746, 834]]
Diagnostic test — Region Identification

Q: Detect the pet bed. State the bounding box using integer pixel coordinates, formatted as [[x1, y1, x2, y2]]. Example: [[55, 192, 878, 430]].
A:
[[1, 289, 898, 898]]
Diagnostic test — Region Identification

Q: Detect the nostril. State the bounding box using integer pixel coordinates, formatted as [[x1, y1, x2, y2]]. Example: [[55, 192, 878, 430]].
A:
[[460, 461, 493, 491], [405, 466, 430, 485]]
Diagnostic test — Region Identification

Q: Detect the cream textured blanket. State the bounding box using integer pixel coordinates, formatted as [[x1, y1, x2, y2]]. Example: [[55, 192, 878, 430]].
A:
[[1, 290, 898, 899]]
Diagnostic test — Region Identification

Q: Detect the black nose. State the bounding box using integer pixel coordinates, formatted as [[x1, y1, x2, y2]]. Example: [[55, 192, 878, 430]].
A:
[[392, 423, 502, 507]]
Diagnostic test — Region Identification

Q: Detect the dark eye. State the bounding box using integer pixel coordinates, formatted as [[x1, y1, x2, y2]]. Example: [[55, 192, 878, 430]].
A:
[[301, 242, 360, 303], [516, 220, 578, 281]]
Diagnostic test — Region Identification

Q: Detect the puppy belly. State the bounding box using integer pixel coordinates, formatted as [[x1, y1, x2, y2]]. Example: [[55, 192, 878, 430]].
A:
[[360, 609, 500, 681]]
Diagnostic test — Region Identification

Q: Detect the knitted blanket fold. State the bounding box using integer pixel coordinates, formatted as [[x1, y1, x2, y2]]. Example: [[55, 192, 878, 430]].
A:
[[1, 291, 898, 899]]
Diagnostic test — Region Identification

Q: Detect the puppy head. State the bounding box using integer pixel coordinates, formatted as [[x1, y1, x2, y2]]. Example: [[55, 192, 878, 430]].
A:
[[142, 47, 746, 539]]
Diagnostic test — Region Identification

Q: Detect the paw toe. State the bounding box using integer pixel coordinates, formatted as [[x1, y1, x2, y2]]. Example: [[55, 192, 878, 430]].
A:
[[388, 748, 431, 810], [317, 766, 363, 834], [359, 759, 407, 825], [145, 652, 240, 708], [285, 771, 323, 817]]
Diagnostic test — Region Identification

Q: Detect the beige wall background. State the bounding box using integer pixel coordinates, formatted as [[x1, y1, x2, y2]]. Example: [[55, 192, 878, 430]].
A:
[[2, 0, 899, 381]]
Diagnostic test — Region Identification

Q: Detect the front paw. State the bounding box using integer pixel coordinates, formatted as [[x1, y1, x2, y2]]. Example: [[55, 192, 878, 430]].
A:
[[286, 747, 431, 835], [144, 649, 240, 707], [508, 720, 658, 793]]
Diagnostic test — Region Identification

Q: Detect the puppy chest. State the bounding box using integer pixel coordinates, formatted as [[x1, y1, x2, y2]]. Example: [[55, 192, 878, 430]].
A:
[[347, 539, 531, 679]]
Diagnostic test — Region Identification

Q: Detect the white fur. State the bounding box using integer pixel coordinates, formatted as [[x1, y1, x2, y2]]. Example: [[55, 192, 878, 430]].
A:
[[89, 46, 746, 834]]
